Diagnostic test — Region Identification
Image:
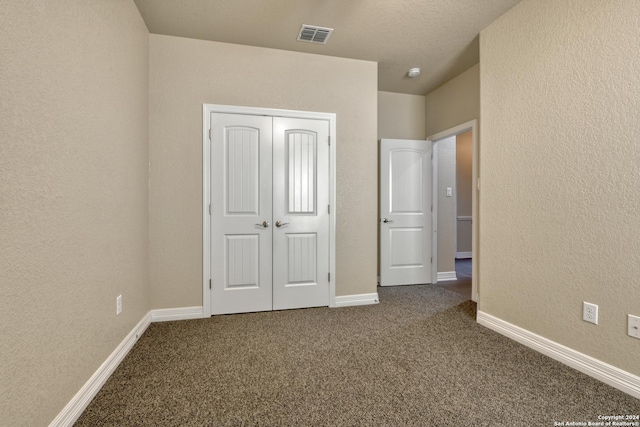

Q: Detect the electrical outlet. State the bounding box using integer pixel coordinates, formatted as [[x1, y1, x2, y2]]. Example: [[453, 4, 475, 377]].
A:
[[629, 315, 640, 339], [583, 302, 598, 325], [116, 295, 122, 316]]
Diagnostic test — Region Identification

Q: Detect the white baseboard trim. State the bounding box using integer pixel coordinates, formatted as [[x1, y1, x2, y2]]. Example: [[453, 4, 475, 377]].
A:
[[49, 313, 151, 427], [455, 252, 472, 259], [334, 293, 379, 307], [150, 306, 205, 322], [477, 311, 640, 399], [437, 271, 457, 281]]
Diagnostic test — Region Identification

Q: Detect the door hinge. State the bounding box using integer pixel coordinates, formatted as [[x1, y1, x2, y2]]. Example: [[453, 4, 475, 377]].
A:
[[209, 279, 212, 289], [209, 204, 211, 215], [328, 136, 330, 146], [431, 257, 433, 264], [209, 128, 212, 140], [328, 272, 330, 282], [328, 204, 330, 214], [431, 205, 433, 213]]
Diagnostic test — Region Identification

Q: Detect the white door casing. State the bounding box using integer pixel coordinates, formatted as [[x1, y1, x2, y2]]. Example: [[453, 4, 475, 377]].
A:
[[210, 113, 273, 315], [273, 117, 330, 310], [205, 106, 334, 315], [379, 139, 435, 286]]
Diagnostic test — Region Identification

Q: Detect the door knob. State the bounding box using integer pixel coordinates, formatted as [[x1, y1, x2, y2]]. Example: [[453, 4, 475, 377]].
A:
[[275, 221, 289, 228], [382, 218, 393, 223], [255, 221, 269, 228]]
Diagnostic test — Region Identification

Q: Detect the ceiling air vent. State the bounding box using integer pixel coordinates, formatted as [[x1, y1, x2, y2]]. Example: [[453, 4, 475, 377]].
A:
[[297, 25, 333, 44]]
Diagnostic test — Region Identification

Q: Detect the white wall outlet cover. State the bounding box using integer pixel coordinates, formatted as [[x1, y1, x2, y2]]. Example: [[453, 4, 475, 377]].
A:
[[629, 314, 640, 339], [582, 302, 598, 325]]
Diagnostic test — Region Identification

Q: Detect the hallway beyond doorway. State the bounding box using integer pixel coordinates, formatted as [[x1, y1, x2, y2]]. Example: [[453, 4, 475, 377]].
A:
[[436, 259, 471, 299]]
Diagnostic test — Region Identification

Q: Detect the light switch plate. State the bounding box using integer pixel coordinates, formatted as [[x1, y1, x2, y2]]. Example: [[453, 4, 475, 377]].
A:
[[446, 187, 452, 197], [629, 315, 640, 339]]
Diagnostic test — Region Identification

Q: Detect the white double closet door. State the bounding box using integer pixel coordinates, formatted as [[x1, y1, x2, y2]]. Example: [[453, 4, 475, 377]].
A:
[[210, 112, 330, 315]]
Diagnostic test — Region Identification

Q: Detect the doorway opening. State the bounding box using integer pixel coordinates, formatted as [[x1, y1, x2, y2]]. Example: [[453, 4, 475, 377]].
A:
[[428, 120, 479, 302]]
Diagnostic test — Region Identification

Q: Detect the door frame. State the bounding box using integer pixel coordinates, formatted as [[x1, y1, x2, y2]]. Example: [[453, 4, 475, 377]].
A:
[[202, 104, 337, 317], [427, 119, 479, 302]]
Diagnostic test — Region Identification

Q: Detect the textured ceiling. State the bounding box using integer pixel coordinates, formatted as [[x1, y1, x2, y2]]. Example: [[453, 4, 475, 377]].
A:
[[133, 0, 521, 95]]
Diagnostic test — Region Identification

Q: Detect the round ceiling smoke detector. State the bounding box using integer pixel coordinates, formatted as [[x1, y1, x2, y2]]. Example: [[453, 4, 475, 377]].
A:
[[408, 67, 421, 78]]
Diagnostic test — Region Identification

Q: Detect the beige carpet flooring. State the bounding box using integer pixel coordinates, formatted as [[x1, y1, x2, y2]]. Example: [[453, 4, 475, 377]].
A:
[[76, 285, 640, 426]]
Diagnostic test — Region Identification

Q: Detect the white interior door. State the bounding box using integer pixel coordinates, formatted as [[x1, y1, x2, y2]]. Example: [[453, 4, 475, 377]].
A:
[[210, 112, 329, 314], [210, 113, 273, 315], [380, 139, 434, 286], [273, 117, 330, 310]]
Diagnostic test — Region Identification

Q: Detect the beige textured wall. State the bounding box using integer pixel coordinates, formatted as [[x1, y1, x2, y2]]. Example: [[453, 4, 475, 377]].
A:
[[425, 65, 479, 278], [437, 137, 456, 273], [456, 131, 473, 253], [456, 132, 473, 216], [149, 35, 378, 306], [480, 0, 640, 375], [425, 64, 479, 138], [377, 91, 426, 140], [0, 1, 150, 425]]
